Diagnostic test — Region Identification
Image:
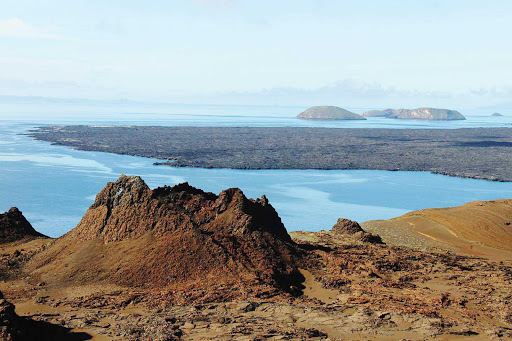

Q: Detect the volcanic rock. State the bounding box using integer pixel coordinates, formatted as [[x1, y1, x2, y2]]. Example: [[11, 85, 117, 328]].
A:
[[3, 190, 512, 339], [332, 218, 364, 234], [0, 208, 46, 244], [0, 291, 18, 340], [297, 106, 366, 120], [331, 218, 383, 244], [28, 175, 302, 299], [0, 291, 85, 340]]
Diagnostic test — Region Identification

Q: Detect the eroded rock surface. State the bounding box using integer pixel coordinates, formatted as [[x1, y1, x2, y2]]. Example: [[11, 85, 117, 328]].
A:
[[28, 175, 302, 299], [332, 218, 383, 244], [0, 208, 46, 244], [1, 178, 512, 340]]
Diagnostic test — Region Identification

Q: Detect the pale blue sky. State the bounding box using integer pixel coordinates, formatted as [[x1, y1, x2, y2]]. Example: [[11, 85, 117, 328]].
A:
[[1, 0, 512, 106]]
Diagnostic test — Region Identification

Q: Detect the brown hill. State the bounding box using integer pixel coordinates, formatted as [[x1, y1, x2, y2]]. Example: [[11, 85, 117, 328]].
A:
[[28, 175, 302, 300], [362, 199, 512, 260], [0, 208, 46, 244]]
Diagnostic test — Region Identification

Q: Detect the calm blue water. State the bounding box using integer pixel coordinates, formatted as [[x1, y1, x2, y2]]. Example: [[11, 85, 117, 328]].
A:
[[1, 114, 512, 237], [1, 102, 512, 128]]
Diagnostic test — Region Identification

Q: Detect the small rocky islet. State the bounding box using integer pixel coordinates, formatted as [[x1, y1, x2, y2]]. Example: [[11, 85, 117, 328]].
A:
[[296, 106, 366, 120], [1, 175, 512, 340], [362, 107, 466, 120], [297, 106, 467, 121]]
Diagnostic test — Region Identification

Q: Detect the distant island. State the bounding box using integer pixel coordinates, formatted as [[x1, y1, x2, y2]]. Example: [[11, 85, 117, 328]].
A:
[[363, 107, 466, 120], [297, 106, 366, 120], [492, 113, 504, 117], [362, 109, 394, 117]]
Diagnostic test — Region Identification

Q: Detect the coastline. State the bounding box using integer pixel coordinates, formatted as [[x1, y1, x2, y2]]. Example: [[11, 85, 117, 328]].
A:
[[28, 125, 512, 182]]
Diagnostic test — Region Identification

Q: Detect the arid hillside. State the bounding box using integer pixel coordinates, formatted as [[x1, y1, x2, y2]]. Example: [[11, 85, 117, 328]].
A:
[[363, 199, 512, 260], [26, 175, 302, 302], [1, 179, 512, 340]]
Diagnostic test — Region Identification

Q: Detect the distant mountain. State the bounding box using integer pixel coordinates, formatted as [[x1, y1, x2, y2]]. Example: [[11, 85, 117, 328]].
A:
[[297, 106, 366, 120], [492, 112, 504, 117], [363, 107, 466, 120]]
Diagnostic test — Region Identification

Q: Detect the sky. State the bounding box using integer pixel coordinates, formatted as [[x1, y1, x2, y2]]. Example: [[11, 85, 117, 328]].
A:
[[1, 0, 512, 108]]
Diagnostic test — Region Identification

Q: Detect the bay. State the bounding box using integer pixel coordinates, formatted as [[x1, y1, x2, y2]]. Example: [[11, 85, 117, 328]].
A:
[[1, 117, 512, 237]]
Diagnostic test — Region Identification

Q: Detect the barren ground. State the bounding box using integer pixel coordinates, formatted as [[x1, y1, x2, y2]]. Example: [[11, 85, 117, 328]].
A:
[[29, 126, 512, 181]]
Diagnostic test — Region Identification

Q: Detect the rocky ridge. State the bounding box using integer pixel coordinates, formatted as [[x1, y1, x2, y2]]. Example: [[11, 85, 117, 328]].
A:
[[28, 175, 302, 299]]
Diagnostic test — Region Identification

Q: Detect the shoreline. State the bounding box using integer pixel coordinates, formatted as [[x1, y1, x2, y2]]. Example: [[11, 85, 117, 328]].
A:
[[28, 125, 512, 182], [153, 162, 509, 182]]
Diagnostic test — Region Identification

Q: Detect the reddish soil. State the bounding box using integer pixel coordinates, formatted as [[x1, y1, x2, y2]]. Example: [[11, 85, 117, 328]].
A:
[[1, 176, 512, 340]]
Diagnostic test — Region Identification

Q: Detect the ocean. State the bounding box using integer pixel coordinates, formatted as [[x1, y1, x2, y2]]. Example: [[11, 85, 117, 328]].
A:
[[1, 102, 512, 237]]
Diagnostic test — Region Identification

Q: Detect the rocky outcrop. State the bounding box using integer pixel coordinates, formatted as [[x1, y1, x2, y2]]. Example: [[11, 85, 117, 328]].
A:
[[363, 108, 466, 120], [0, 208, 46, 244], [297, 106, 366, 120], [29, 175, 302, 299], [3, 187, 512, 339], [331, 218, 383, 244], [0, 291, 82, 340], [0, 291, 18, 340], [332, 218, 365, 234]]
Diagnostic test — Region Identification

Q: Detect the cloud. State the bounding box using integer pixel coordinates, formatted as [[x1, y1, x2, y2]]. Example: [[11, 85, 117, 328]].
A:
[[0, 18, 62, 39], [170, 79, 512, 109]]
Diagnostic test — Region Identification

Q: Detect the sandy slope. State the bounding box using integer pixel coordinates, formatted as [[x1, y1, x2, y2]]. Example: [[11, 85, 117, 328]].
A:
[[362, 199, 512, 260]]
